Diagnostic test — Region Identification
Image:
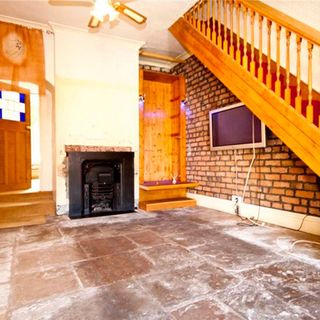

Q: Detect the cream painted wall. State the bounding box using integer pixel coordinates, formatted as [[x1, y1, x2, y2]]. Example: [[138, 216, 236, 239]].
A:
[[41, 30, 55, 191], [261, 0, 320, 31], [52, 25, 143, 212]]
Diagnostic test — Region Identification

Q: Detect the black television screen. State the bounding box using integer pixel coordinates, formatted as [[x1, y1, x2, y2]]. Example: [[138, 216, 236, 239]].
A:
[[209, 103, 266, 150]]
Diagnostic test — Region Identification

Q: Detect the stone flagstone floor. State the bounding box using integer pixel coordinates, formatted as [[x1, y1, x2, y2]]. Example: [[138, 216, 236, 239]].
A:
[[0, 207, 319, 320]]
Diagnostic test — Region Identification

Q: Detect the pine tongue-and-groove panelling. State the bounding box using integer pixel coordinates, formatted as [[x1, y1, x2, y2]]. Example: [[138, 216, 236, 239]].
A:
[[171, 55, 320, 217]]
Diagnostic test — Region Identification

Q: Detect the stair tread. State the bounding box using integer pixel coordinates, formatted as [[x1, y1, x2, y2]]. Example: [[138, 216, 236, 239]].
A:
[[140, 197, 196, 211], [0, 215, 47, 229], [0, 192, 54, 204], [0, 199, 55, 208], [141, 197, 194, 204]]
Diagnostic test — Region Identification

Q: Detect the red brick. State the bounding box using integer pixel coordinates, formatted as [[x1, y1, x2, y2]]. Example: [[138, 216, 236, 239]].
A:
[[288, 167, 305, 174], [285, 190, 294, 196], [265, 160, 281, 166], [269, 188, 286, 195], [281, 174, 296, 181], [293, 206, 308, 214], [309, 208, 320, 215], [272, 203, 283, 209], [266, 194, 280, 202], [271, 167, 288, 174], [310, 200, 320, 207], [265, 174, 280, 180], [260, 180, 273, 187], [283, 204, 292, 211], [273, 153, 290, 159], [260, 201, 271, 207], [295, 190, 314, 199], [282, 196, 300, 205], [273, 181, 290, 188], [297, 175, 317, 183]]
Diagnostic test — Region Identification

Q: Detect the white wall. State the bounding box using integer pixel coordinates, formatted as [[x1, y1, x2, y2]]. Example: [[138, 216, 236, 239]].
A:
[[261, 0, 320, 31], [52, 24, 143, 212]]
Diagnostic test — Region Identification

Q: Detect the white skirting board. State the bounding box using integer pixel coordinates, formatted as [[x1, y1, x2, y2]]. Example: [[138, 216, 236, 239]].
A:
[[187, 193, 320, 236]]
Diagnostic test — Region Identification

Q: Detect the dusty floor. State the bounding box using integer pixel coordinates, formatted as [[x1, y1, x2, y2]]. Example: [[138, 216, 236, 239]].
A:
[[0, 207, 320, 320]]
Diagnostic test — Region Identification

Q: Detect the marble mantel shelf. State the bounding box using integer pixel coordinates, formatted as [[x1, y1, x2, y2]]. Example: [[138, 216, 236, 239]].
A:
[[65, 145, 132, 152]]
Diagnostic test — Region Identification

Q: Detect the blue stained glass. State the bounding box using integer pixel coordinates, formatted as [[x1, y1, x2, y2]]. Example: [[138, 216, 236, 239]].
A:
[[0, 109, 2, 119], [19, 93, 25, 103], [20, 112, 25, 122], [0, 91, 2, 99]]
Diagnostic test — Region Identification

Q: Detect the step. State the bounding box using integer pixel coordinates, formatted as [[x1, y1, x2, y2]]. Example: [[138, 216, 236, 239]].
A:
[[0, 191, 53, 203], [139, 197, 197, 211], [0, 200, 56, 219], [0, 215, 47, 230]]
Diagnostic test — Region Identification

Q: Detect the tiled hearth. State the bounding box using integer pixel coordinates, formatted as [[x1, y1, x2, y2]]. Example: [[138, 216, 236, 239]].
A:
[[0, 207, 319, 319]]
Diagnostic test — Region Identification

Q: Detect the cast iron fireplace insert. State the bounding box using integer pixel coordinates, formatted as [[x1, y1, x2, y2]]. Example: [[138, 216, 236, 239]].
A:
[[67, 151, 134, 219]]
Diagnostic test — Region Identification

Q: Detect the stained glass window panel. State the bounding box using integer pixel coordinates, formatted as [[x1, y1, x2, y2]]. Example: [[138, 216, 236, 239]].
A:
[[0, 90, 25, 122]]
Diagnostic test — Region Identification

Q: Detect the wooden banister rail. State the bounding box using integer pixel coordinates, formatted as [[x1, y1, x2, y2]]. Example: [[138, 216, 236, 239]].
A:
[[239, 0, 320, 46], [182, 0, 320, 128]]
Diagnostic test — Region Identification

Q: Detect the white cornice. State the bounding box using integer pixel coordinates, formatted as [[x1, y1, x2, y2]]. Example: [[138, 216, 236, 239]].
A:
[[0, 15, 53, 32], [49, 22, 145, 49]]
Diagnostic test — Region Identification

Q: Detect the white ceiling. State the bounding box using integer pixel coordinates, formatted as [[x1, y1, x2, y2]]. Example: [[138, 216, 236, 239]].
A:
[[0, 0, 196, 57]]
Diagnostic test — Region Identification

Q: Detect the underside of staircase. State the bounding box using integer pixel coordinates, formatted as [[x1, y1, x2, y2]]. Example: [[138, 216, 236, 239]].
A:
[[0, 191, 55, 229], [169, 2, 320, 177]]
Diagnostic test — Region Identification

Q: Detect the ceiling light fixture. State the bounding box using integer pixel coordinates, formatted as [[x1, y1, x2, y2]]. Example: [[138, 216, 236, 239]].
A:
[[90, 0, 119, 22]]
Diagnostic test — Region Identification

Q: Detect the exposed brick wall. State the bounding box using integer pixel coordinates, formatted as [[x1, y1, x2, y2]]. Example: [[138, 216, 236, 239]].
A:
[[171, 55, 320, 217]]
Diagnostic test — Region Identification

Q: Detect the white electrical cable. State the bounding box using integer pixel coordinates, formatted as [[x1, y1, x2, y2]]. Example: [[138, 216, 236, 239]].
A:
[[234, 148, 239, 196], [290, 240, 320, 250], [242, 115, 256, 202]]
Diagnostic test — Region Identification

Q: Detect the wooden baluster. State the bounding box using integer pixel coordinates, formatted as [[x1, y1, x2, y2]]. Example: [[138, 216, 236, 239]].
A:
[[223, 0, 228, 52], [295, 36, 302, 114], [236, 1, 241, 63], [217, 0, 222, 47], [275, 24, 282, 96], [202, 0, 205, 33], [211, 0, 217, 44], [192, 5, 196, 25], [284, 30, 291, 104], [266, 20, 272, 89], [257, 15, 264, 82], [250, 10, 255, 75], [206, 0, 211, 39], [229, 0, 234, 58], [191, 5, 195, 28], [306, 42, 314, 123], [242, 6, 248, 69], [198, 1, 202, 32], [194, 2, 200, 29]]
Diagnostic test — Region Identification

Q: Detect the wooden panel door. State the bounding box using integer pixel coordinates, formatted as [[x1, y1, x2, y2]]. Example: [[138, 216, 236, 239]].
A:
[[139, 70, 187, 184], [0, 82, 31, 192]]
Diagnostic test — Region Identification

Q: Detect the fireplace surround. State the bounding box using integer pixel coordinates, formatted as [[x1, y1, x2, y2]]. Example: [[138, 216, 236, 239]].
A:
[[67, 149, 134, 219]]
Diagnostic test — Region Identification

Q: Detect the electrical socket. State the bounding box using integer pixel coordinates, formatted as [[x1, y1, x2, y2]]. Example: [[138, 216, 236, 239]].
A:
[[232, 195, 242, 206]]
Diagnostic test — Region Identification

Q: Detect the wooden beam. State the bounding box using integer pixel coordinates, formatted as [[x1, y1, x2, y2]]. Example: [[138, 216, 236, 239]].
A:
[[139, 50, 186, 64]]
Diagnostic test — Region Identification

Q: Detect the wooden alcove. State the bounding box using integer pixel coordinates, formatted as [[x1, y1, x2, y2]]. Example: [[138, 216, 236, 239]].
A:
[[139, 69, 197, 211]]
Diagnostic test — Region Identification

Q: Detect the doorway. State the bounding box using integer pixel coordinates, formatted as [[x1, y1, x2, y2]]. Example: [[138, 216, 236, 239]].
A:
[[0, 81, 40, 192]]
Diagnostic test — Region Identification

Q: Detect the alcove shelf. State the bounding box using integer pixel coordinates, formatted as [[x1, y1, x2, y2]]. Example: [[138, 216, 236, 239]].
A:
[[139, 69, 197, 211]]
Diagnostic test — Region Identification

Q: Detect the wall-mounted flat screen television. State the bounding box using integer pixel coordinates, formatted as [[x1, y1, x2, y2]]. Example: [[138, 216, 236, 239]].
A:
[[209, 102, 266, 151]]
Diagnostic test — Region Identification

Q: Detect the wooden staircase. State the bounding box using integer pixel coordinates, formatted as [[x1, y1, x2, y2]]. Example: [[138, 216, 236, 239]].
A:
[[170, 0, 320, 176], [0, 191, 55, 229]]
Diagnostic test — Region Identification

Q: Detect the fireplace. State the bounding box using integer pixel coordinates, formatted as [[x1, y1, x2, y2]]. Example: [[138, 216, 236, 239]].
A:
[[67, 150, 134, 219]]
